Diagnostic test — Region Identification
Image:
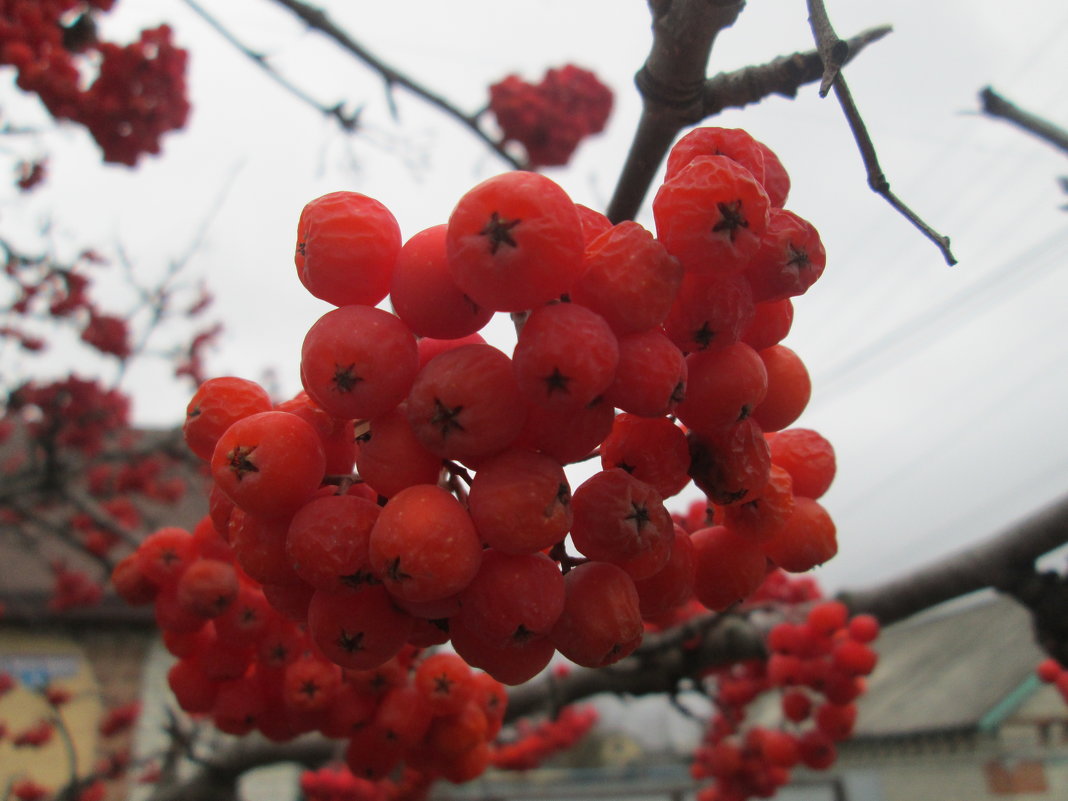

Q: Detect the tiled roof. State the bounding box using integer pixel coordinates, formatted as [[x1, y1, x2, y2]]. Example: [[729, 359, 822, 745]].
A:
[[853, 590, 1044, 738]]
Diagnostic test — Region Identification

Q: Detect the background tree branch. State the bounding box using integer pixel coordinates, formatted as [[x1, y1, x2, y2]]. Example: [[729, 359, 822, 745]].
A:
[[979, 86, 1068, 156]]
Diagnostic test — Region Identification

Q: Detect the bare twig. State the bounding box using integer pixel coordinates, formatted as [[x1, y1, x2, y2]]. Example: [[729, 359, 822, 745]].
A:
[[262, 0, 522, 168], [700, 25, 891, 116], [830, 73, 957, 265], [607, 5, 891, 222], [805, 0, 956, 265], [181, 0, 360, 131], [979, 86, 1068, 156], [805, 0, 849, 96]]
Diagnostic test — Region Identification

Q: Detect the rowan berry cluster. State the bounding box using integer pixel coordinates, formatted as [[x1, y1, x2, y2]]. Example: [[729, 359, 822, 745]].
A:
[[116, 125, 845, 793], [488, 64, 612, 167], [0, 1, 189, 166], [149, 126, 838, 680], [692, 600, 880, 801]]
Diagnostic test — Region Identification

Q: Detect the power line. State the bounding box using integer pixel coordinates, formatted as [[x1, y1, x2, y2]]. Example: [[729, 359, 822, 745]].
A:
[[811, 226, 1068, 394]]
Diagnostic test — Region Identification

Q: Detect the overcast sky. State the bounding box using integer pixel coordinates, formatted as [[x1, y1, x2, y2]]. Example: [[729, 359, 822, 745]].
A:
[[5, 0, 1068, 596]]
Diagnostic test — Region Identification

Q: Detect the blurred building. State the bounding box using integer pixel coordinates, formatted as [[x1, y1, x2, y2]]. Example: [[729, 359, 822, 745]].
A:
[[433, 591, 1068, 801], [0, 425, 205, 800]]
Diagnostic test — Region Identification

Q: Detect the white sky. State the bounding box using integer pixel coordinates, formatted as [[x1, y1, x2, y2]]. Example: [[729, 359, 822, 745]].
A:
[[4, 0, 1068, 596]]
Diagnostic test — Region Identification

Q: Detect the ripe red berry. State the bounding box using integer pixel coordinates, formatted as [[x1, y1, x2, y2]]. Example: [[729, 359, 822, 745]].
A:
[[847, 613, 881, 644], [687, 418, 772, 506], [210, 411, 326, 519], [183, 377, 272, 461], [446, 171, 585, 312], [760, 498, 837, 573], [599, 414, 691, 500], [454, 549, 566, 647], [653, 155, 771, 274], [569, 468, 674, 566], [768, 428, 836, 499], [354, 405, 443, 498], [175, 559, 238, 619], [285, 493, 380, 591], [466, 448, 572, 555], [550, 561, 644, 668], [720, 464, 795, 543], [602, 329, 687, 418], [405, 343, 526, 464], [1037, 657, 1064, 684], [306, 585, 414, 670], [389, 224, 494, 339], [741, 298, 794, 351], [746, 208, 826, 303], [512, 302, 619, 409], [569, 221, 682, 335], [690, 525, 767, 611], [675, 343, 768, 434], [751, 345, 811, 433], [295, 191, 401, 307], [368, 484, 483, 603], [662, 270, 755, 354], [632, 525, 696, 619], [300, 304, 418, 421]]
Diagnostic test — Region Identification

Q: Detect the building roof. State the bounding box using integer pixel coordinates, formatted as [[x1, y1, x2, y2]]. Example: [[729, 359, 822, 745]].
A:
[[853, 589, 1045, 738], [0, 425, 207, 624]]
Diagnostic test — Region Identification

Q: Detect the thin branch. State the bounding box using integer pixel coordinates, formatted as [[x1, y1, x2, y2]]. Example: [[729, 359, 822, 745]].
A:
[[700, 25, 891, 116], [805, 0, 849, 96], [505, 611, 766, 721], [262, 0, 522, 168], [979, 86, 1068, 156], [805, 0, 957, 265], [181, 0, 360, 131]]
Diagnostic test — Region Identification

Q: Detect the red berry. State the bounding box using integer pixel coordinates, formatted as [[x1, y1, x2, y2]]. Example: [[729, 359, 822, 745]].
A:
[[405, 343, 526, 464], [389, 224, 494, 339], [183, 377, 272, 461], [467, 448, 572, 554], [446, 171, 585, 312], [295, 191, 401, 307], [570, 221, 682, 335], [210, 411, 326, 519], [653, 155, 771, 274], [300, 304, 418, 421], [768, 428, 836, 499], [751, 345, 811, 433], [306, 585, 414, 670], [512, 302, 619, 409], [690, 525, 768, 611], [570, 468, 674, 566], [550, 561, 644, 668], [368, 484, 482, 603]]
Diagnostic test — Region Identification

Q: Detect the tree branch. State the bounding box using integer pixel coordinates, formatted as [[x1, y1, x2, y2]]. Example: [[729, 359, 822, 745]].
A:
[[181, 0, 360, 131], [805, 0, 957, 265], [505, 611, 766, 722], [979, 86, 1068, 156], [700, 25, 891, 116], [606, 0, 746, 223], [261, 0, 522, 168], [838, 490, 1068, 625]]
